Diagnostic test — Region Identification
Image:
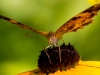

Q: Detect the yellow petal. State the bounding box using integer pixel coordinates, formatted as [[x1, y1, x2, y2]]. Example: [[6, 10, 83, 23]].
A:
[[17, 61, 100, 75], [88, 0, 100, 5], [78, 60, 100, 67]]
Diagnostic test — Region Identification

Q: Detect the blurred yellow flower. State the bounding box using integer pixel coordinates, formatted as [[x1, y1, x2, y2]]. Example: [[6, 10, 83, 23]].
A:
[[17, 60, 100, 75], [88, 0, 100, 5]]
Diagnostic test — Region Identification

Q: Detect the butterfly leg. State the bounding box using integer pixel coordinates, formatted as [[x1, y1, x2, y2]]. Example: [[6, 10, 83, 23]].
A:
[[44, 47, 51, 64], [61, 38, 65, 44], [58, 46, 61, 62], [54, 44, 61, 63]]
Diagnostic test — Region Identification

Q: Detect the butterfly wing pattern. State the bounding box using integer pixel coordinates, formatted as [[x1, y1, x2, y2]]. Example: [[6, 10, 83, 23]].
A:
[[0, 15, 48, 36], [55, 3, 100, 40]]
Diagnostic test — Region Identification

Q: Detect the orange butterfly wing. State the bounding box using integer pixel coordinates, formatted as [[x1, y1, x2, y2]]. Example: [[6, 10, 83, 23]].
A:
[[0, 15, 48, 37], [55, 3, 100, 40]]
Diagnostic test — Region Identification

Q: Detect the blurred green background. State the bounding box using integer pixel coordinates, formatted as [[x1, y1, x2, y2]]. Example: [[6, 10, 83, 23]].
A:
[[0, 0, 100, 75]]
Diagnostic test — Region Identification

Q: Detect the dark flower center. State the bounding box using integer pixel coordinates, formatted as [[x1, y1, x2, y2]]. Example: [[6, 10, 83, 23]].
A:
[[38, 43, 80, 73]]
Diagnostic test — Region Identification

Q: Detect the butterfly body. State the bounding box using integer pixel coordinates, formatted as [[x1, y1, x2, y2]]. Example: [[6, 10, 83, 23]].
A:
[[45, 32, 59, 45]]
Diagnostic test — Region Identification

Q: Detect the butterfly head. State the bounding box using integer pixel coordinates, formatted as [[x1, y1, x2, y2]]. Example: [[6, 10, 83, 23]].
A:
[[46, 31, 59, 45]]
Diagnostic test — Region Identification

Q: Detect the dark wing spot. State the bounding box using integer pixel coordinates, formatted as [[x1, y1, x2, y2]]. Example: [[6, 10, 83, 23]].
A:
[[0, 15, 11, 21], [68, 24, 75, 30], [71, 16, 82, 20]]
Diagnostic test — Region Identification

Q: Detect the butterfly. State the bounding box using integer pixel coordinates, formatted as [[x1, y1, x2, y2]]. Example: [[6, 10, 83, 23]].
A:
[[0, 3, 100, 46], [1, 2, 100, 75]]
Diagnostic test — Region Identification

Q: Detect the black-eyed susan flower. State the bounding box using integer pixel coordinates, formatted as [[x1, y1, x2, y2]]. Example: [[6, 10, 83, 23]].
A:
[[17, 43, 100, 75], [0, 2, 100, 75]]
